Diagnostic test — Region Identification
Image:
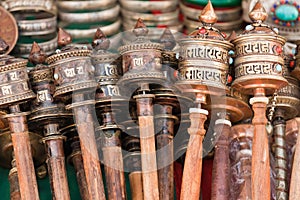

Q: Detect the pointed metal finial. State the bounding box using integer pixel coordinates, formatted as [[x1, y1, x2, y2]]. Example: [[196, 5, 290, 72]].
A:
[[29, 42, 47, 65], [160, 28, 176, 51], [249, 0, 268, 23], [92, 28, 110, 51], [0, 37, 9, 54], [133, 18, 149, 37], [199, 0, 218, 25], [58, 28, 72, 47]]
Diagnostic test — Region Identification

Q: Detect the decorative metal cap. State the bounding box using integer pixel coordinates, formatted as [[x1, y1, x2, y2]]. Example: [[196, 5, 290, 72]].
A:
[[92, 28, 110, 51], [249, 0, 268, 24], [189, 1, 227, 40], [29, 42, 47, 65], [241, 0, 279, 35], [0, 37, 9, 55], [118, 18, 163, 54], [199, 1, 217, 26], [46, 28, 91, 64], [160, 28, 176, 51]]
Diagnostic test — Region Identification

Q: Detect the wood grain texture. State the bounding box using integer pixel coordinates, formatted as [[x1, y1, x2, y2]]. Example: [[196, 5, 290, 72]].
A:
[[71, 151, 89, 200], [9, 115, 39, 200], [180, 112, 207, 200], [251, 101, 270, 200], [102, 146, 127, 200], [129, 172, 144, 200], [211, 123, 231, 200], [289, 118, 300, 200], [138, 115, 160, 200], [46, 139, 70, 200], [156, 134, 174, 200]]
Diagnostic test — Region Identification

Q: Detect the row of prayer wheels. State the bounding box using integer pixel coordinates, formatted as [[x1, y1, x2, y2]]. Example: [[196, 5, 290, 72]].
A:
[[0, 0, 300, 200]]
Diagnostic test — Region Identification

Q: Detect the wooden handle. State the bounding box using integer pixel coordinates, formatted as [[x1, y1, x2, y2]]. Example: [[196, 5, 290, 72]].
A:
[[8, 115, 39, 200], [70, 150, 89, 200], [251, 96, 270, 200], [156, 134, 174, 200], [45, 139, 70, 200], [129, 172, 144, 200], [74, 104, 106, 200], [180, 112, 207, 200], [289, 118, 300, 199], [102, 146, 127, 200], [211, 122, 231, 200], [138, 115, 160, 200], [76, 122, 106, 200]]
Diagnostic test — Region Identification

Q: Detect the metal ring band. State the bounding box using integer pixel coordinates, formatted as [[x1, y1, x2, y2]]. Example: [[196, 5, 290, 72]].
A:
[[57, 0, 117, 12], [1, 0, 56, 14], [14, 12, 57, 36], [119, 0, 178, 12], [60, 18, 121, 39], [58, 4, 120, 24], [184, 17, 243, 31], [13, 35, 58, 57], [180, 1, 242, 22], [120, 8, 179, 22]]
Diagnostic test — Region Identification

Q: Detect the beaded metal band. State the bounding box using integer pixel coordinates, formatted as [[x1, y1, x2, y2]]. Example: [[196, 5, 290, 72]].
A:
[[13, 35, 57, 57], [57, 0, 117, 11], [119, 0, 178, 12], [14, 12, 57, 36], [180, 2, 242, 22], [1, 0, 56, 14], [60, 18, 121, 39], [58, 4, 120, 23], [121, 8, 179, 22]]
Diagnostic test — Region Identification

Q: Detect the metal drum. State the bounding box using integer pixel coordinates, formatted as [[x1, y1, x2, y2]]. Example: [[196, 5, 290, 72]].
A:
[[46, 29, 97, 98], [118, 18, 166, 86], [231, 2, 287, 95], [176, 2, 233, 96], [0, 55, 35, 106]]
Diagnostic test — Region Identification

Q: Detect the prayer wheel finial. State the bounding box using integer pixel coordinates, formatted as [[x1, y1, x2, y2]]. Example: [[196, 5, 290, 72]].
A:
[[92, 28, 110, 51], [58, 28, 72, 47], [249, 0, 268, 24], [199, 0, 217, 25], [133, 18, 149, 37], [29, 42, 47, 65], [0, 37, 9, 54]]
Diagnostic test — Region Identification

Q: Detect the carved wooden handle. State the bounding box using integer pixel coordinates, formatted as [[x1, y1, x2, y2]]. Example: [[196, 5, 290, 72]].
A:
[[211, 122, 231, 200], [251, 99, 270, 200], [70, 150, 89, 200], [45, 139, 70, 200], [156, 133, 174, 200], [180, 111, 207, 200], [102, 146, 127, 200], [138, 115, 160, 200], [129, 172, 144, 200], [9, 114, 40, 200]]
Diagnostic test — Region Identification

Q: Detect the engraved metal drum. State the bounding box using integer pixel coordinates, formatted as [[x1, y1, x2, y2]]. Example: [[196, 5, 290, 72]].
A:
[[176, 39, 233, 95], [268, 63, 300, 119], [118, 19, 166, 85], [28, 66, 72, 128], [46, 48, 97, 97], [0, 56, 35, 106], [232, 34, 287, 95]]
